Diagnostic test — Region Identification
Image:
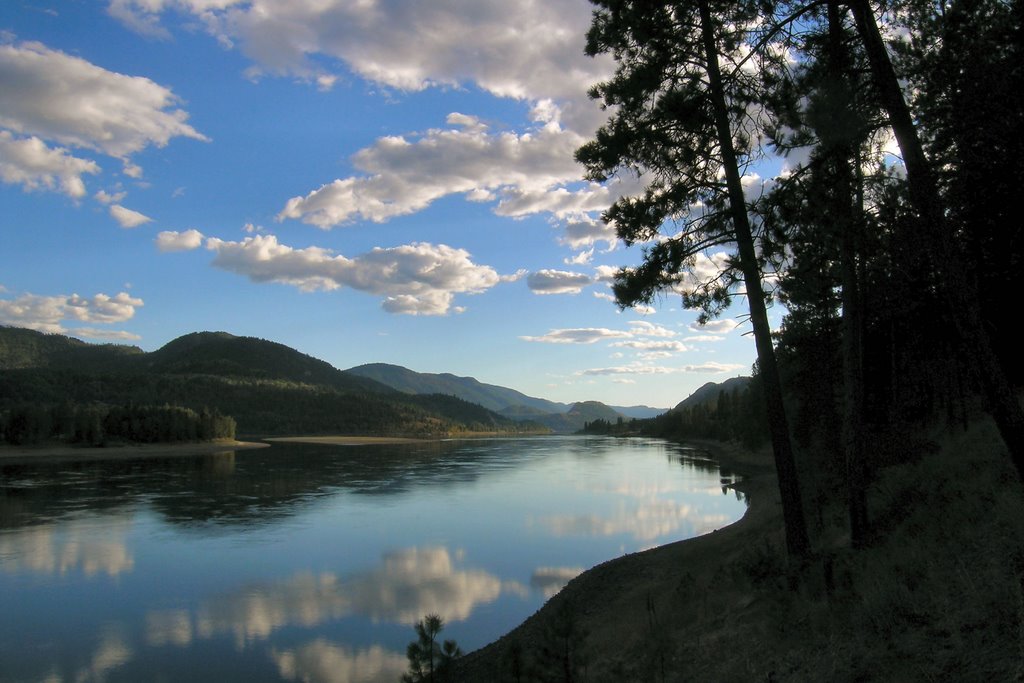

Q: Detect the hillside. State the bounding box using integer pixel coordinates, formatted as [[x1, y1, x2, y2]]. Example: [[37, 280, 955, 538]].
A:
[[0, 325, 144, 372], [345, 362, 565, 413], [345, 362, 665, 426], [0, 327, 541, 438], [672, 376, 752, 411]]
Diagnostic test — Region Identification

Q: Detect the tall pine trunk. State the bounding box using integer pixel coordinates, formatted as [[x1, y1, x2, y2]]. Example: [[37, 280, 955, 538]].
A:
[[697, 0, 810, 559], [827, 1, 870, 547], [848, 0, 1024, 481]]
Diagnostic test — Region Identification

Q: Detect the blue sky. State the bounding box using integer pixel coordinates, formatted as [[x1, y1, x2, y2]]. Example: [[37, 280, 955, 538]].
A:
[[0, 0, 775, 409]]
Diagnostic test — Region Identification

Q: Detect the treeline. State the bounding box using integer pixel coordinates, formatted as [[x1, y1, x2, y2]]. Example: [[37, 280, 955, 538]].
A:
[[0, 366, 541, 438], [582, 378, 768, 448], [0, 402, 236, 446], [579, 0, 1024, 559]]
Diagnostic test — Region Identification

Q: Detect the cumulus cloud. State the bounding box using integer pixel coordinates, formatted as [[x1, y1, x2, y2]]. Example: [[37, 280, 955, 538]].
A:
[[526, 269, 592, 295], [0, 290, 143, 334], [110, 204, 154, 228], [0, 131, 99, 197], [203, 234, 501, 315], [155, 229, 204, 252], [70, 327, 142, 341], [610, 340, 688, 352], [688, 318, 740, 335], [578, 360, 743, 376], [278, 118, 586, 228], [95, 188, 127, 205], [520, 328, 632, 345], [628, 321, 676, 338], [107, 0, 613, 130], [683, 334, 726, 342], [579, 364, 679, 376], [0, 40, 207, 158], [682, 362, 746, 373]]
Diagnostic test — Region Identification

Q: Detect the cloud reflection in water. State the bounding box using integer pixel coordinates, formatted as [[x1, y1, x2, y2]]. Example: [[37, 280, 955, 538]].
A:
[[0, 519, 134, 577], [273, 639, 407, 683], [147, 546, 525, 649]]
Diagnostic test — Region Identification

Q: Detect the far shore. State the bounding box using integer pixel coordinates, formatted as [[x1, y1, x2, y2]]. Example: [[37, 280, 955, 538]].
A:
[[263, 435, 432, 446], [264, 432, 550, 446], [0, 439, 269, 464]]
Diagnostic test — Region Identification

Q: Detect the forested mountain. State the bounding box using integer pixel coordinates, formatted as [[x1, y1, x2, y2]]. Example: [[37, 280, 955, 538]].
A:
[[672, 377, 752, 412], [345, 362, 566, 413], [345, 362, 665, 421], [0, 325, 144, 372], [0, 327, 543, 439]]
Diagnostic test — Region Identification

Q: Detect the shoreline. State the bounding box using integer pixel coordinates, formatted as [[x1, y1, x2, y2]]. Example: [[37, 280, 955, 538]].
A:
[[0, 439, 269, 463], [263, 435, 431, 446], [453, 438, 781, 681]]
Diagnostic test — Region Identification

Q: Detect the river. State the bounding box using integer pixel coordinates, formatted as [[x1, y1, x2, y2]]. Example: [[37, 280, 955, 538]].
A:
[[0, 436, 746, 683]]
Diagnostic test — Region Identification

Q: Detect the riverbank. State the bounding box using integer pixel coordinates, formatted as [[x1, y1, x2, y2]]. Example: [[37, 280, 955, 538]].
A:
[[0, 439, 268, 463], [452, 439, 784, 681], [452, 423, 1024, 681], [263, 435, 430, 446]]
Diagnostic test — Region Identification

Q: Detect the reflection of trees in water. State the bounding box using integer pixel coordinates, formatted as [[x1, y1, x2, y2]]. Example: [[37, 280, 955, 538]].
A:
[[0, 437, 624, 531], [145, 546, 525, 649], [0, 437, 743, 534]]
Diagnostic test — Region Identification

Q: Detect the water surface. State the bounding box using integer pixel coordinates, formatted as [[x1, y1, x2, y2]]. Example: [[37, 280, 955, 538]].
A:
[[0, 436, 746, 683]]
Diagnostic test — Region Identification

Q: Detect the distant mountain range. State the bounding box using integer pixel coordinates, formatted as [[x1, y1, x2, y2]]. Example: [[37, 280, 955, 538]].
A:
[[345, 362, 666, 431], [0, 327, 666, 436]]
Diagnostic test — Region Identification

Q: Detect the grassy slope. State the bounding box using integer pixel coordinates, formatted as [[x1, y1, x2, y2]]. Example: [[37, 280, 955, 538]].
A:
[[454, 419, 1024, 682]]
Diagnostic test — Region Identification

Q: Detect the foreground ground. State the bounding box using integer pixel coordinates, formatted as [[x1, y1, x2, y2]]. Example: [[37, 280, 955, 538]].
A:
[[453, 421, 1024, 682]]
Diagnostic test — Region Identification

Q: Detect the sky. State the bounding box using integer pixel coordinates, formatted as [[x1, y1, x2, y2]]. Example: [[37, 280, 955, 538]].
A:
[[0, 0, 781, 410]]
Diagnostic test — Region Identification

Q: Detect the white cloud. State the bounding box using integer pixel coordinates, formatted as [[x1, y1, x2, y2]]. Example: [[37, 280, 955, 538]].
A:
[[155, 229, 204, 252], [203, 234, 501, 315], [108, 0, 613, 130], [682, 362, 746, 373], [628, 321, 676, 338], [110, 204, 153, 228], [278, 118, 586, 228], [688, 318, 740, 335], [520, 328, 632, 345], [95, 188, 127, 205], [0, 40, 207, 157], [0, 131, 99, 197], [564, 248, 594, 266], [71, 327, 142, 341], [579, 364, 679, 376], [610, 340, 688, 353], [526, 269, 592, 295], [0, 290, 143, 334], [684, 334, 726, 343]]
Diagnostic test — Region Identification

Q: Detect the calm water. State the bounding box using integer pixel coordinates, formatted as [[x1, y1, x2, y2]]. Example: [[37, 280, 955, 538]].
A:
[[0, 436, 746, 683]]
